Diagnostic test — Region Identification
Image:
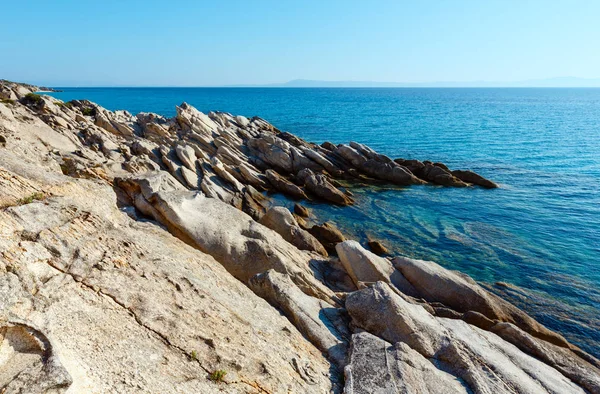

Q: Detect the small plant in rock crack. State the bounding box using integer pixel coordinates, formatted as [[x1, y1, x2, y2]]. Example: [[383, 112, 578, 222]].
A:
[[209, 369, 227, 383], [17, 192, 46, 205], [190, 350, 198, 361]]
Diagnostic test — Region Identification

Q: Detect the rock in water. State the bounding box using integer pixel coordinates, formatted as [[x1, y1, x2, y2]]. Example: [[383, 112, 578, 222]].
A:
[[452, 169, 499, 188], [367, 240, 388, 255], [392, 255, 571, 347], [309, 222, 346, 253], [294, 203, 310, 217]]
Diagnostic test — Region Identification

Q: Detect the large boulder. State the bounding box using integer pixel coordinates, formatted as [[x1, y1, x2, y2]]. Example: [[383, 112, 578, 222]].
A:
[[452, 169, 498, 188], [118, 173, 336, 304], [265, 169, 308, 200], [250, 270, 349, 368], [259, 206, 327, 256], [308, 222, 346, 253], [344, 332, 467, 394], [298, 169, 353, 206], [346, 282, 594, 394], [176, 102, 219, 134], [336, 241, 419, 296], [423, 164, 468, 187], [247, 134, 294, 173], [392, 256, 571, 347]]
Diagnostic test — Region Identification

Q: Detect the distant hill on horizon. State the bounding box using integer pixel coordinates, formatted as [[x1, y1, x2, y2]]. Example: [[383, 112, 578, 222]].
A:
[[251, 77, 600, 88], [24, 76, 600, 89]]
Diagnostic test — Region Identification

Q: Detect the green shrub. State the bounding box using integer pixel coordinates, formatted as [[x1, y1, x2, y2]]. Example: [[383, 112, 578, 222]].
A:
[[0, 98, 15, 105], [81, 107, 95, 116], [56, 101, 73, 109], [209, 369, 227, 383], [23, 93, 43, 105], [190, 350, 198, 361]]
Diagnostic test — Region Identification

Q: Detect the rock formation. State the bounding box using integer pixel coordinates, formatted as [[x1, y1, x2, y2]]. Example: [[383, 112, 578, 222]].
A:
[[0, 80, 597, 393]]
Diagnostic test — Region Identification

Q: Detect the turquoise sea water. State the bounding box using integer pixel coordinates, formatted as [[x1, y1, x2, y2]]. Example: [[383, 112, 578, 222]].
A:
[[46, 88, 600, 357]]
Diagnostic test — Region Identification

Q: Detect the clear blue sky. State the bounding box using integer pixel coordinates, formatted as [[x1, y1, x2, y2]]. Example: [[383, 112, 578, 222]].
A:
[[1, 0, 599, 86]]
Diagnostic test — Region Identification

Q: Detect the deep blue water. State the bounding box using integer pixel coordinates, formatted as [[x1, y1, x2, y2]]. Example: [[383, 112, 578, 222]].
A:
[[46, 87, 600, 357]]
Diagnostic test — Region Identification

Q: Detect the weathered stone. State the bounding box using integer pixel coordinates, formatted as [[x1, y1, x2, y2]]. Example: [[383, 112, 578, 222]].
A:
[[265, 169, 308, 200], [452, 169, 499, 188], [250, 270, 349, 368], [0, 158, 335, 393], [298, 168, 353, 205], [119, 176, 336, 303], [336, 241, 419, 297], [392, 255, 571, 347], [344, 332, 468, 394], [346, 282, 592, 394], [308, 222, 346, 253], [175, 143, 197, 171], [294, 203, 310, 217], [259, 207, 327, 256], [367, 240, 388, 256], [0, 321, 73, 393]]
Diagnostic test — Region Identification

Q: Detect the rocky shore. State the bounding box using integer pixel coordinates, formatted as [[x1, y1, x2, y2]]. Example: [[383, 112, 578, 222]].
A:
[[1, 80, 599, 393]]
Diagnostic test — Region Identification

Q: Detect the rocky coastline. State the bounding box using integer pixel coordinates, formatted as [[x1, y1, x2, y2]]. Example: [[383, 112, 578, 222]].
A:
[[1, 80, 599, 393]]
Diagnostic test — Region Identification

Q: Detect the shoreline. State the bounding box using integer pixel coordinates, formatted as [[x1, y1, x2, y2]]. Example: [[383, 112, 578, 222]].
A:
[[1, 79, 599, 392]]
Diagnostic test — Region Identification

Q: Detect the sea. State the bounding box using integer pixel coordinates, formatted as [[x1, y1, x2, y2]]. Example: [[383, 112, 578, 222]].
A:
[[45, 87, 600, 358]]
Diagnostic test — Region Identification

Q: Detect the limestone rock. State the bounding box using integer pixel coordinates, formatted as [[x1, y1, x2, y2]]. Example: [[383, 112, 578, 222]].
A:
[[265, 169, 308, 200], [392, 255, 571, 347], [175, 143, 197, 171], [335, 145, 425, 186], [452, 169, 499, 188], [259, 206, 327, 256], [248, 134, 294, 173], [298, 168, 353, 206], [1, 157, 335, 393], [118, 175, 336, 303], [346, 282, 591, 394], [250, 270, 349, 368], [336, 241, 418, 297], [309, 222, 346, 253], [344, 332, 467, 394], [176, 102, 219, 134]]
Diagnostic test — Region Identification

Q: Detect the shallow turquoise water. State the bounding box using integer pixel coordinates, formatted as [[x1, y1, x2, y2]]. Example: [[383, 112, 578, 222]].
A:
[[46, 87, 600, 357]]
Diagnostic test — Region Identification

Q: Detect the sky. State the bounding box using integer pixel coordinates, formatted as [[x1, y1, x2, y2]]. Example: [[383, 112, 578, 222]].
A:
[[1, 0, 599, 86]]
